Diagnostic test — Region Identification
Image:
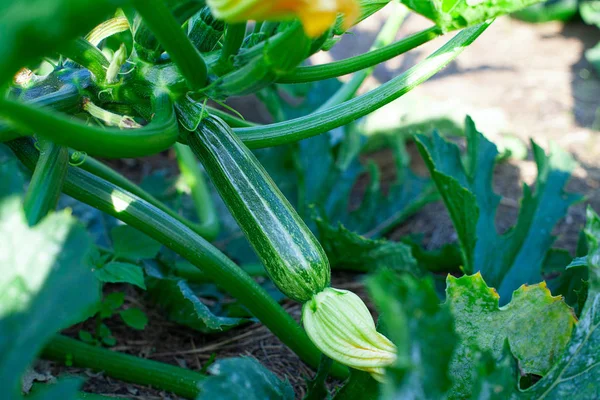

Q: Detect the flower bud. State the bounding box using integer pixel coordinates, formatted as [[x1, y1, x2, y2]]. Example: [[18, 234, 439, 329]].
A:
[[206, 0, 359, 37], [302, 287, 396, 381]]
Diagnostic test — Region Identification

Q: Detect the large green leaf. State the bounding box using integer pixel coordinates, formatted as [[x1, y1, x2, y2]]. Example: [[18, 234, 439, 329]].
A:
[[145, 263, 247, 333], [523, 207, 600, 399], [400, 0, 545, 32], [200, 357, 295, 399], [415, 117, 580, 300], [315, 215, 419, 275], [446, 273, 576, 399], [0, 0, 121, 84], [367, 270, 457, 398], [0, 164, 99, 397]]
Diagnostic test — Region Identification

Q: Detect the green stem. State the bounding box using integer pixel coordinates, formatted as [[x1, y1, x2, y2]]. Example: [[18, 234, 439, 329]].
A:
[[234, 23, 490, 149], [175, 142, 220, 239], [73, 152, 219, 240], [277, 26, 441, 84], [131, 0, 208, 90], [9, 138, 348, 379], [42, 335, 205, 399], [317, 2, 409, 112], [62, 38, 109, 82], [85, 16, 130, 47], [206, 106, 258, 128], [23, 139, 69, 226], [218, 22, 247, 65], [0, 84, 81, 143], [0, 92, 178, 158]]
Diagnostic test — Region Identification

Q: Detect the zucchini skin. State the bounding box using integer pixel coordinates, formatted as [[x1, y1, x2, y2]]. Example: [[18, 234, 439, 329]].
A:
[[188, 116, 330, 303]]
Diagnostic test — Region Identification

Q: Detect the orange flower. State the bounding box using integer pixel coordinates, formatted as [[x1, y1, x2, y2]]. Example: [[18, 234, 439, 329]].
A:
[[207, 0, 359, 37]]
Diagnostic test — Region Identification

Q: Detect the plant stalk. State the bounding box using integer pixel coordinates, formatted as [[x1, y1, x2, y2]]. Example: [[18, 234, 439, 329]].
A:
[[277, 26, 441, 84], [62, 38, 109, 82], [23, 139, 69, 226], [131, 0, 208, 90], [42, 335, 205, 399], [175, 142, 220, 239], [0, 92, 178, 158], [234, 23, 491, 149]]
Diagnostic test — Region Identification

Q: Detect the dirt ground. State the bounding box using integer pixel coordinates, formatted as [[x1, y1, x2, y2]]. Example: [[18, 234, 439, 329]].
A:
[[42, 6, 600, 399]]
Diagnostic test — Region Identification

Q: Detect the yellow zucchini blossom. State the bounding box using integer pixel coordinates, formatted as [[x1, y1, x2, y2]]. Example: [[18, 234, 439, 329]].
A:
[[302, 287, 397, 382], [206, 0, 360, 37]]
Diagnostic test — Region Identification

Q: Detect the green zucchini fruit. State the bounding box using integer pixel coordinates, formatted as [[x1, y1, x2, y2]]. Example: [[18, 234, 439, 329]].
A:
[[188, 116, 330, 302]]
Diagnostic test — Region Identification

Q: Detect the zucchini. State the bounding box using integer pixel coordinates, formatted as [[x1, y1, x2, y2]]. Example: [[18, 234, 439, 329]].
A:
[[188, 116, 330, 302]]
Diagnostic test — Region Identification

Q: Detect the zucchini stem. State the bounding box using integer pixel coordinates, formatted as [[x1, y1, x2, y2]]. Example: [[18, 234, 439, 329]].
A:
[[175, 142, 221, 239], [42, 335, 205, 399], [131, 0, 208, 91], [234, 22, 491, 149], [277, 25, 442, 84], [0, 92, 178, 158], [72, 152, 220, 240], [61, 38, 109, 82], [23, 139, 69, 226]]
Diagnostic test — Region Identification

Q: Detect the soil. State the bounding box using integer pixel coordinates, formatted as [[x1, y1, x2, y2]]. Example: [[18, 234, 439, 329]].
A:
[[36, 6, 600, 399]]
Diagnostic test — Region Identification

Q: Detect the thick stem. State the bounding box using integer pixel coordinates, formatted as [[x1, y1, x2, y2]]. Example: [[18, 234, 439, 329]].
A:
[[0, 84, 81, 144], [0, 93, 178, 158], [73, 152, 219, 240], [42, 335, 205, 399], [175, 142, 220, 239], [8, 138, 348, 379], [131, 0, 208, 90], [23, 139, 69, 226], [234, 23, 491, 149], [62, 38, 109, 82], [277, 26, 441, 84], [218, 22, 247, 65]]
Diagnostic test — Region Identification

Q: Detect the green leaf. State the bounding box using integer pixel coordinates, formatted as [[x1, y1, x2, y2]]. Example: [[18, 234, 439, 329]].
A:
[[303, 356, 332, 400], [0, 181, 99, 396], [542, 249, 587, 315], [100, 292, 125, 316], [0, 0, 121, 84], [119, 308, 148, 330], [367, 270, 457, 398], [315, 216, 420, 275], [415, 117, 581, 300], [94, 261, 146, 289], [333, 370, 379, 400], [445, 273, 576, 398], [400, 0, 546, 32], [523, 207, 600, 399], [580, 0, 600, 28], [28, 377, 83, 400], [469, 343, 520, 400], [110, 225, 162, 261], [201, 357, 295, 399], [145, 264, 247, 333], [585, 41, 600, 76]]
